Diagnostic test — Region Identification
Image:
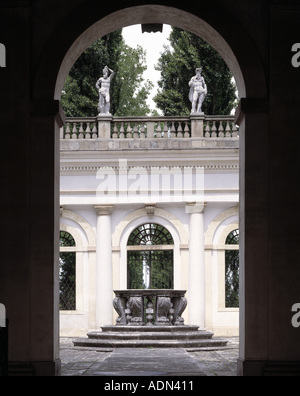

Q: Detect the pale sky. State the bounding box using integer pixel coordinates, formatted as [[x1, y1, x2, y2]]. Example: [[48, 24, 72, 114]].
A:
[[122, 24, 172, 113]]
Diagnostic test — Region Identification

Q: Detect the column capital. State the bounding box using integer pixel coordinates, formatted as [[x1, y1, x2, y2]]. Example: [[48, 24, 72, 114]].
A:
[[94, 205, 114, 216], [186, 202, 206, 214]]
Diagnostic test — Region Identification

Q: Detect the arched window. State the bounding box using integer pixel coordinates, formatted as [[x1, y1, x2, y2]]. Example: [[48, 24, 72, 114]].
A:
[[127, 224, 174, 290], [225, 229, 239, 308], [59, 231, 76, 311]]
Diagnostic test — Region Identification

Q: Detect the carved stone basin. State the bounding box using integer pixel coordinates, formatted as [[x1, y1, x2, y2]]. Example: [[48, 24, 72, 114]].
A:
[[113, 290, 187, 326]]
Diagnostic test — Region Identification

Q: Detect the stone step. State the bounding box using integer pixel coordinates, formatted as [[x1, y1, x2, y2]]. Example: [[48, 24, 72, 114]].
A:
[[73, 325, 228, 350], [87, 330, 214, 341], [73, 338, 228, 349], [73, 334, 228, 349], [101, 325, 201, 333]]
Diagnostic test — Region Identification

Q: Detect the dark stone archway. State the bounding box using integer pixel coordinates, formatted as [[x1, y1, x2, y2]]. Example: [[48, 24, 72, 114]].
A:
[[4, 0, 300, 376], [31, 3, 269, 376]]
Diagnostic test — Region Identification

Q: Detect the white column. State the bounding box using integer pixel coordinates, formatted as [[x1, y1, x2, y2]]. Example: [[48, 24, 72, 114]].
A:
[[187, 203, 206, 329], [94, 205, 113, 327]]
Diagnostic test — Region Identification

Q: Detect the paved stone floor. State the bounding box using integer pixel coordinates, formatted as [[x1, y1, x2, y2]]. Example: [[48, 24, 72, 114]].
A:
[[60, 337, 239, 377]]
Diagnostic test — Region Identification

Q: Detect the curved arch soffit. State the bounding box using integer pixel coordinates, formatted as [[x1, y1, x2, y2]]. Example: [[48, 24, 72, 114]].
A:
[[60, 224, 83, 250], [205, 206, 239, 246], [128, 223, 175, 246], [61, 209, 96, 247], [218, 223, 239, 247], [112, 208, 189, 247], [52, 4, 266, 100]]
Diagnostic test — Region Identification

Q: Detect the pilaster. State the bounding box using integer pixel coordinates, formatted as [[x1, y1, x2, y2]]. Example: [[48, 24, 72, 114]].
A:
[[186, 202, 206, 328], [94, 205, 114, 327]]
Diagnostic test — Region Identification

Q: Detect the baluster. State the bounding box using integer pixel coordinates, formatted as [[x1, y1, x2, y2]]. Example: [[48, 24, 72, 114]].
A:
[[156, 122, 162, 138], [232, 124, 238, 137], [205, 122, 210, 137], [211, 121, 217, 137], [184, 122, 190, 138], [218, 121, 224, 138], [163, 123, 168, 138], [168, 302, 175, 325], [85, 122, 91, 139], [146, 298, 154, 326], [92, 123, 98, 139], [140, 123, 146, 139], [125, 301, 132, 325], [170, 122, 176, 139], [119, 122, 125, 139], [112, 122, 119, 139], [65, 122, 71, 139], [78, 122, 84, 139], [225, 121, 231, 137], [72, 122, 78, 139], [126, 123, 132, 138], [133, 123, 139, 139], [177, 123, 183, 138]]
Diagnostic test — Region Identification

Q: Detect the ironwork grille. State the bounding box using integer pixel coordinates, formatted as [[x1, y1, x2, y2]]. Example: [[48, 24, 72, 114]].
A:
[[225, 229, 239, 308], [127, 224, 174, 290], [59, 231, 76, 311], [128, 223, 174, 246], [127, 250, 174, 290]]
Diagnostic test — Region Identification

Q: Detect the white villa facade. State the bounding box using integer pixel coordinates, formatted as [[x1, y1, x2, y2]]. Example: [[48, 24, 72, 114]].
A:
[[59, 114, 239, 337]]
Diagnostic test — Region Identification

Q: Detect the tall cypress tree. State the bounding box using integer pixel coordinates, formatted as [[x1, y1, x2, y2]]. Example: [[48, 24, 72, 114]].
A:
[[61, 30, 123, 117], [154, 27, 237, 116], [61, 30, 153, 117]]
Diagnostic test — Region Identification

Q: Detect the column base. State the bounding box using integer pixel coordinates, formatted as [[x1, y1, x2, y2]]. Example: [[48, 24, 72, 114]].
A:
[[238, 358, 300, 376], [237, 358, 265, 376], [8, 359, 61, 376]]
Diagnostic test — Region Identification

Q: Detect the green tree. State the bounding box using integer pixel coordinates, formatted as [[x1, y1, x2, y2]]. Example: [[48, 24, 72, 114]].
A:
[[61, 31, 153, 117], [154, 27, 237, 116], [114, 43, 154, 117], [61, 31, 123, 117]]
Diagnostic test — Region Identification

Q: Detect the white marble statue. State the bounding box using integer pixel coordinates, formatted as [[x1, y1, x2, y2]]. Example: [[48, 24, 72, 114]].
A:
[[96, 66, 115, 115], [189, 68, 207, 114]]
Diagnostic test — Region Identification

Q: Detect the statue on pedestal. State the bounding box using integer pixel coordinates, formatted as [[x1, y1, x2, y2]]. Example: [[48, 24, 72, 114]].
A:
[[189, 68, 207, 114], [96, 66, 114, 116]]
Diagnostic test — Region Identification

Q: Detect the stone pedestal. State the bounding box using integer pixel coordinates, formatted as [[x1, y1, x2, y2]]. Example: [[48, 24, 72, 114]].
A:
[[113, 290, 188, 326], [97, 116, 112, 139], [191, 114, 205, 138]]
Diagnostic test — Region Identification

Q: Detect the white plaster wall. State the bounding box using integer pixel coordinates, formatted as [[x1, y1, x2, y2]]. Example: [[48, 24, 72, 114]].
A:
[[59, 163, 239, 336]]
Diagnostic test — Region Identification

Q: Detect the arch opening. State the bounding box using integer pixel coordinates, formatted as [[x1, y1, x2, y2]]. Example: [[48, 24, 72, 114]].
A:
[[42, 3, 270, 375], [127, 223, 174, 290], [54, 5, 248, 101]]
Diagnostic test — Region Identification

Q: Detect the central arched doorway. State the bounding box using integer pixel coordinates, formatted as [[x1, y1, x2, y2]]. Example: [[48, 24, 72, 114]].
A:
[[127, 223, 175, 290], [53, 5, 248, 100], [31, 2, 268, 376]]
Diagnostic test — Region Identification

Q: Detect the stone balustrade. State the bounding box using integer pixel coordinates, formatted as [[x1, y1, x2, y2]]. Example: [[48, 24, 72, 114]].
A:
[[113, 290, 188, 327], [112, 116, 191, 139], [60, 115, 238, 140]]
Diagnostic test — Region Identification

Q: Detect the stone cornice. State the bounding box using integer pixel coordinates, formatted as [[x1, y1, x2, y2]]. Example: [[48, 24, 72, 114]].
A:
[[60, 162, 239, 175], [60, 137, 239, 152]]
